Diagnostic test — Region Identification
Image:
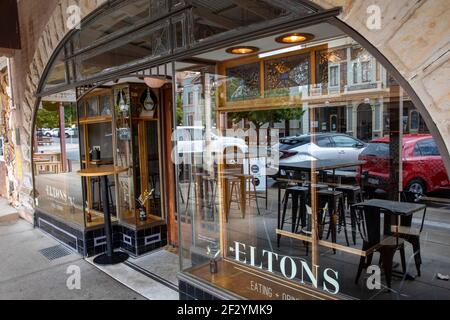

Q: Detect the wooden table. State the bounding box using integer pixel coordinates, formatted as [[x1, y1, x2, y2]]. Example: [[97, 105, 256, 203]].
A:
[[77, 166, 129, 265]]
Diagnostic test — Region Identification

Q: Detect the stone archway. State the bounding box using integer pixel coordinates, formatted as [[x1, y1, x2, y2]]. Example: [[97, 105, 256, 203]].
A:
[[14, 0, 450, 222]]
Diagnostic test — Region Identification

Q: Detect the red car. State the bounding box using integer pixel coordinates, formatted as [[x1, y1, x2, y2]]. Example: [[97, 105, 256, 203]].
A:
[[357, 134, 450, 195]]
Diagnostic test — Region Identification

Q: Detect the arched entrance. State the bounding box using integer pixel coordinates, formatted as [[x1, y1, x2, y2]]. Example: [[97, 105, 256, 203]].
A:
[[27, 0, 450, 301], [356, 103, 372, 142]]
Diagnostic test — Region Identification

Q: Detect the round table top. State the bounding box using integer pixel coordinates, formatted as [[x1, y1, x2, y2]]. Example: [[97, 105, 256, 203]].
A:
[[77, 166, 128, 177]]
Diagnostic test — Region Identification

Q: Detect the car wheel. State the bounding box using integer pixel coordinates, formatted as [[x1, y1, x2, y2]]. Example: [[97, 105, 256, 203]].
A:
[[406, 179, 426, 196], [45, 133, 51, 137], [65, 133, 70, 138]]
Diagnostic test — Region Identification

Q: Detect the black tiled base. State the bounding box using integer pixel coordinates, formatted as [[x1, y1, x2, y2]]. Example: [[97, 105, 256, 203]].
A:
[[118, 224, 168, 256], [178, 280, 220, 301], [35, 210, 167, 258]]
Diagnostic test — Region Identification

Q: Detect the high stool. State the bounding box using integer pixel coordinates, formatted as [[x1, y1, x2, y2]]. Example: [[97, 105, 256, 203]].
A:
[[336, 185, 364, 244], [305, 183, 329, 207], [233, 174, 261, 216], [278, 186, 309, 247], [223, 175, 243, 222], [317, 189, 349, 247], [202, 175, 218, 221], [184, 172, 209, 221]]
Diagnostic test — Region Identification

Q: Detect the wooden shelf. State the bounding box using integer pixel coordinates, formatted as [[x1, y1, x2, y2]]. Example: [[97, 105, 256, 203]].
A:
[[79, 116, 113, 124]]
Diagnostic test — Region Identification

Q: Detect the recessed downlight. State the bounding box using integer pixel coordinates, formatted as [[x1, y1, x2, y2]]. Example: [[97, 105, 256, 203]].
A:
[[226, 46, 260, 55], [275, 33, 314, 44]]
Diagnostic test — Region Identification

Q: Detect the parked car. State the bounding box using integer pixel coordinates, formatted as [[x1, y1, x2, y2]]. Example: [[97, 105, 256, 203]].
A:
[[175, 126, 248, 157], [49, 128, 77, 138], [357, 134, 450, 195], [42, 128, 53, 137], [278, 133, 367, 166]]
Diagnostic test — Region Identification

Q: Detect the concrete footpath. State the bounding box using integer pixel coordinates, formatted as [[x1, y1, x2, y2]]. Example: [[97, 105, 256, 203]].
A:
[[0, 198, 145, 300]]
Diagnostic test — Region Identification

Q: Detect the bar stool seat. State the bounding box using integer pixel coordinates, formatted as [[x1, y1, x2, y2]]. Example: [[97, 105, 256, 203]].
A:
[[223, 175, 243, 222]]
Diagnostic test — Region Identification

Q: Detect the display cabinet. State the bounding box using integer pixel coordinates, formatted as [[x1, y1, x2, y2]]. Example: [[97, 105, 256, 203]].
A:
[[113, 82, 164, 229], [78, 88, 116, 228]]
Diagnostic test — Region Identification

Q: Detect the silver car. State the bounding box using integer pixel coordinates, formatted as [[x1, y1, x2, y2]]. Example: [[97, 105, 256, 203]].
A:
[[278, 133, 366, 167]]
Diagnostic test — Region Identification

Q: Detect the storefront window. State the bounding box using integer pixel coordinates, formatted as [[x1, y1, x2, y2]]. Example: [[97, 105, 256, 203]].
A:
[[42, 51, 67, 92], [176, 24, 450, 300], [34, 91, 84, 229]]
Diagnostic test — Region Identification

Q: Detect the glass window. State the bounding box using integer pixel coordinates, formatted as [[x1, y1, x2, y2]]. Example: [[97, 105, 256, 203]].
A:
[[264, 54, 309, 97], [73, 0, 151, 51], [332, 135, 358, 147], [176, 28, 449, 300], [34, 92, 84, 229], [75, 23, 167, 80], [42, 51, 67, 92], [329, 65, 339, 87], [191, 1, 314, 44], [352, 62, 358, 84], [417, 139, 440, 156], [316, 136, 333, 147], [226, 62, 261, 101], [361, 61, 370, 82]]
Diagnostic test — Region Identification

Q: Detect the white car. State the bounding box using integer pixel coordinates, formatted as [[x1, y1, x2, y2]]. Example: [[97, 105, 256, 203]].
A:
[[49, 128, 77, 138], [278, 133, 366, 167], [175, 126, 248, 157]]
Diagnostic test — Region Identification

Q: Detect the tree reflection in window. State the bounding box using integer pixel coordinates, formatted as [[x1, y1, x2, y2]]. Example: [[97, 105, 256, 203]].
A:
[[264, 54, 309, 97], [226, 62, 260, 102]]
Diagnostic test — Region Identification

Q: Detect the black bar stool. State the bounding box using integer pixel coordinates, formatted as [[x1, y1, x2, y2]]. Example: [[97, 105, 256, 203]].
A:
[[317, 189, 349, 247], [278, 186, 309, 247], [335, 185, 364, 244]]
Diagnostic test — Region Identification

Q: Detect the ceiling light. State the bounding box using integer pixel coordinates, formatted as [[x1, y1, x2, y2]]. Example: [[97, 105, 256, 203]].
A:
[[275, 33, 314, 44], [226, 46, 259, 55], [144, 76, 170, 89]]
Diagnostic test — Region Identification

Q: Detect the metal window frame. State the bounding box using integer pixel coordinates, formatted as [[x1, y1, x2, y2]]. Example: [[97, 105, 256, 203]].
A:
[[36, 0, 327, 97]]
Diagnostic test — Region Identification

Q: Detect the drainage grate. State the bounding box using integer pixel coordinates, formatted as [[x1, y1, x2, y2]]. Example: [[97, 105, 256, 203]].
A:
[[39, 245, 73, 261]]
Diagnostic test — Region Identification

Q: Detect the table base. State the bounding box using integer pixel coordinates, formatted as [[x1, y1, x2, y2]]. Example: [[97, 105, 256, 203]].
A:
[[93, 252, 129, 265]]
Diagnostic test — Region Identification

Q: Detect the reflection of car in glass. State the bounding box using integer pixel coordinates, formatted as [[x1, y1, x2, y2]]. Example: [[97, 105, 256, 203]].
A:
[[278, 133, 367, 166], [357, 134, 450, 195], [49, 128, 77, 138], [42, 128, 53, 137], [176, 126, 248, 156]]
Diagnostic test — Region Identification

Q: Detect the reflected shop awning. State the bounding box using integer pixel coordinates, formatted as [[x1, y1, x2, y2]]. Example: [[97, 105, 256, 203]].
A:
[[0, 0, 21, 55]]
